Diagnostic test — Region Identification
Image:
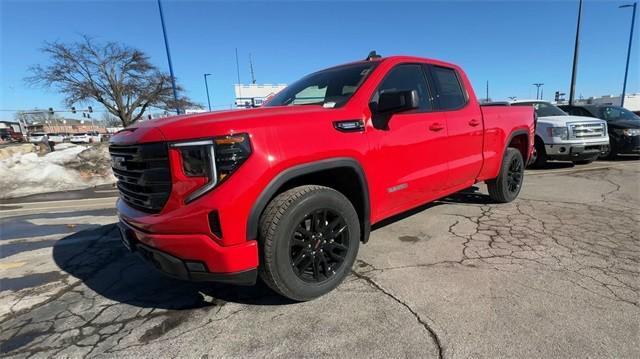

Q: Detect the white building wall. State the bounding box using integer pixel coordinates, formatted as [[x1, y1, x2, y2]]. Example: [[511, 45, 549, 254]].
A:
[[234, 84, 287, 108], [576, 93, 640, 111]]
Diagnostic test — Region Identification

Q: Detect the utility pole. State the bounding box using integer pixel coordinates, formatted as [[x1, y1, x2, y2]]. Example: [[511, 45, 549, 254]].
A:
[[157, 0, 180, 114], [569, 0, 583, 105], [619, 2, 637, 107], [533, 83, 544, 100], [204, 73, 212, 111], [486, 80, 489, 102], [235, 48, 242, 105], [249, 53, 256, 84]]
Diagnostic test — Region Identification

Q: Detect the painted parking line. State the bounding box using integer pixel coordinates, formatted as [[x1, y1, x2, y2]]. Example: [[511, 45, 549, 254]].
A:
[[0, 197, 118, 218]]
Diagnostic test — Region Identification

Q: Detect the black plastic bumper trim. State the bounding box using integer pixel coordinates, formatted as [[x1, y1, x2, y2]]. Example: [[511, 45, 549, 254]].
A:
[[117, 222, 257, 286]]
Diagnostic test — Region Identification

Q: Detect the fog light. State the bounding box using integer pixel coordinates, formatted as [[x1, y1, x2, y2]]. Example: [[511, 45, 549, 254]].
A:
[[559, 147, 566, 153], [186, 261, 207, 272]]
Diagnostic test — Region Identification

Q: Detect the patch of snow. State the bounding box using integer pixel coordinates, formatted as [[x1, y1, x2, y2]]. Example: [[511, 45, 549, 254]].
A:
[[0, 144, 115, 199]]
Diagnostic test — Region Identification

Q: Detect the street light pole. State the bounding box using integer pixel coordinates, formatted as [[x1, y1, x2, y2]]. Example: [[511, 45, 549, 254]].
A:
[[533, 83, 544, 100], [204, 73, 212, 112], [569, 0, 583, 106], [619, 2, 637, 108], [157, 0, 180, 115]]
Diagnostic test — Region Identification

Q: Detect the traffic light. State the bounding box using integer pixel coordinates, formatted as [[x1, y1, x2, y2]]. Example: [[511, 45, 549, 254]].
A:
[[555, 92, 560, 102], [88, 106, 93, 113], [48, 108, 54, 115], [71, 106, 76, 114]]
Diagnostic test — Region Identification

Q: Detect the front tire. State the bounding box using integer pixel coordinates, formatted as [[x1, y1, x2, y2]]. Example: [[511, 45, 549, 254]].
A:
[[529, 137, 547, 168], [487, 148, 524, 203], [259, 185, 360, 301]]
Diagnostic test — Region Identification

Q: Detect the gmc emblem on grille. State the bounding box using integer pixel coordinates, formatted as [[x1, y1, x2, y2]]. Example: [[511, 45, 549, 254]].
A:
[[111, 156, 127, 170]]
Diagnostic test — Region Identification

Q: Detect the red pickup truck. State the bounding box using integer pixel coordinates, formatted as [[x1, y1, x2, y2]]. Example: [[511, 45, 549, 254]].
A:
[[111, 55, 534, 301]]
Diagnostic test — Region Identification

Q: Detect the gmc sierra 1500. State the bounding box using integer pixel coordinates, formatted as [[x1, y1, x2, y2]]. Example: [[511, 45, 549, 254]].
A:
[[111, 55, 535, 301]]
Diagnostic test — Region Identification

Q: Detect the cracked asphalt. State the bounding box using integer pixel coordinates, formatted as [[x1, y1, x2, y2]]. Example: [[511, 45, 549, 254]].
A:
[[1, 160, 638, 358]]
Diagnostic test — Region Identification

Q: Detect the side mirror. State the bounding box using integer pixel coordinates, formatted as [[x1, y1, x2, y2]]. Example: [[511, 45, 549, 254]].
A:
[[369, 89, 419, 129], [374, 90, 419, 114]]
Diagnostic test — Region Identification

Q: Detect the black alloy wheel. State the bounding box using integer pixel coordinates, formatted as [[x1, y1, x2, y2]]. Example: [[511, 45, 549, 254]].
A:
[[506, 156, 524, 194], [290, 209, 349, 283], [487, 148, 525, 203], [259, 185, 360, 301]]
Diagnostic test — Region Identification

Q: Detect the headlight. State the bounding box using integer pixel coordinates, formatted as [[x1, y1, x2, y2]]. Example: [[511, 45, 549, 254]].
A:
[[171, 133, 252, 203], [548, 127, 568, 140], [213, 134, 252, 182], [614, 128, 640, 136]]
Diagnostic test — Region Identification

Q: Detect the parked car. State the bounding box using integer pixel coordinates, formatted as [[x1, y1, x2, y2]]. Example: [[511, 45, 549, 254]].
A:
[[559, 104, 640, 158], [0, 122, 25, 142], [0, 128, 25, 142], [511, 100, 609, 167], [28, 132, 47, 143], [46, 133, 65, 144], [70, 131, 102, 143], [110, 55, 535, 301]]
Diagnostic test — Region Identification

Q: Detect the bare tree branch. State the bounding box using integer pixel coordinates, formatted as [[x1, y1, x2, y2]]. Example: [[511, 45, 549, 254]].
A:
[[26, 36, 198, 127]]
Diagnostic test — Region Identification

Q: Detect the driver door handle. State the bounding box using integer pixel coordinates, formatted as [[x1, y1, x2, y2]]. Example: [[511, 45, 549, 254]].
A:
[[469, 119, 481, 127], [429, 123, 445, 132]]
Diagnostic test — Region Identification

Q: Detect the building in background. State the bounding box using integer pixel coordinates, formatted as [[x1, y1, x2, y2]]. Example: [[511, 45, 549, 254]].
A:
[[25, 118, 106, 134], [576, 93, 640, 111], [234, 84, 287, 108], [184, 108, 207, 115]]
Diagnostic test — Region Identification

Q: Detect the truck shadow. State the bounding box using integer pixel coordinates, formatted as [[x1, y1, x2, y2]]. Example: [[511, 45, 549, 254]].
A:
[[372, 186, 493, 231], [52, 225, 295, 311], [52, 186, 498, 310]]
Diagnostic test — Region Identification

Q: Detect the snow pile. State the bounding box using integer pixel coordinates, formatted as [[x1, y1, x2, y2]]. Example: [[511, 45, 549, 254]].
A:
[[0, 143, 36, 160], [0, 144, 116, 199]]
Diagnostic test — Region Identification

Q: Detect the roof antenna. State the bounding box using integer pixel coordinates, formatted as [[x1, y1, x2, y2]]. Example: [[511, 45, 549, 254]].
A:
[[249, 53, 256, 84], [366, 50, 381, 60]]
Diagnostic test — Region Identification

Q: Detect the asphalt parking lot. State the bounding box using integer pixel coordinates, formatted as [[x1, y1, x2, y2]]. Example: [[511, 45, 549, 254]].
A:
[[1, 159, 639, 358]]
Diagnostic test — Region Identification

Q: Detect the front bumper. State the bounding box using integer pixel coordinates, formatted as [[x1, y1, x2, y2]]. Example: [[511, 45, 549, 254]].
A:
[[614, 135, 640, 154], [545, 142, 609, 161], [117, 220, 258, 285]]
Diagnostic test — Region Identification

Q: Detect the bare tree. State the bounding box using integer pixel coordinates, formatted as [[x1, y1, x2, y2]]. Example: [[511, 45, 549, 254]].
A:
[[27, 36, 197, 127], [100, 111, 122, 127]]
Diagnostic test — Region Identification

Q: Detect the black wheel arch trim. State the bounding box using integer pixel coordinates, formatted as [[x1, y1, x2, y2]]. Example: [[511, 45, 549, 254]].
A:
[[247, 157, 371, 243], [504, 129, 531, 161]]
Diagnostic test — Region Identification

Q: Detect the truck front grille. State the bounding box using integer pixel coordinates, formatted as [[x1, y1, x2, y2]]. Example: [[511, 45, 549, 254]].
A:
[[109, 143, 172, 213], [568, 122, 606, 139]]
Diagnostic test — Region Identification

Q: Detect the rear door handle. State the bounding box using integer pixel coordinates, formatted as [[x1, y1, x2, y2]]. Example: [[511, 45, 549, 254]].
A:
[[469, 119, 481, 127], [429, 123, 445, 131]]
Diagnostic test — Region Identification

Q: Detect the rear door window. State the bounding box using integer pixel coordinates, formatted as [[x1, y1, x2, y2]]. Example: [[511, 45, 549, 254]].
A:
[[430, 66, 467, 110]]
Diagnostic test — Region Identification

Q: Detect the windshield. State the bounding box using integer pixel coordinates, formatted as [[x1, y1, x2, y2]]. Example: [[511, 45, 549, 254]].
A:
[[598, 106, 640, 121], [31, 133, 45, 136], [265, 62, 377, 108], [512, 102, 567, 117]]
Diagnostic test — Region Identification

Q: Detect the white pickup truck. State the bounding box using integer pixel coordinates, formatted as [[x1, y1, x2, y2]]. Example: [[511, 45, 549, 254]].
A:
[[511, 100, 609, 167]]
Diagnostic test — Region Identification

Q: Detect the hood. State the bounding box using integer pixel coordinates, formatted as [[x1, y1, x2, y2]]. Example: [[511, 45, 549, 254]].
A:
[[111, 105, 339, 145], [537, 115, 605, 126], [606, 119, 640, 129]]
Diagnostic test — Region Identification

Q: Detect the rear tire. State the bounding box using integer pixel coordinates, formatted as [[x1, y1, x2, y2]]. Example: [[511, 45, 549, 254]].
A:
[[259, 185, 360, 301], [487, 148, 524, 203]]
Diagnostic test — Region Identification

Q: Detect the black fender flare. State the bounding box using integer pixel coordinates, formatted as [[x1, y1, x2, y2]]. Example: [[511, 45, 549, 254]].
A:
[[246, 157, 371, 243], [504, 129, 530, 161]]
